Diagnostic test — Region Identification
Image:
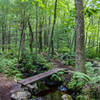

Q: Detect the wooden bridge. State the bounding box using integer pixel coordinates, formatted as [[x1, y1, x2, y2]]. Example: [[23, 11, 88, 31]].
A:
[[18, 68, 65, 85]]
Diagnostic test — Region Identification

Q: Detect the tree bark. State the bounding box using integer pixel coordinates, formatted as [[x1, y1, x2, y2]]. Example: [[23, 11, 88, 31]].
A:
[[49, 0, 57, 56], [75, 0, 86, 73], [39, 17, 42, 52], [15, 30, 18, 46], [2, 22, 6, 52], [17, 12, 27, 65], [96, 17, 100, 53], [18, 20, 25, 64], [35, 3, 38, 58], [44, 16, 48, 47], [28, 20, 34, 54], [8, 21, 11, 50]]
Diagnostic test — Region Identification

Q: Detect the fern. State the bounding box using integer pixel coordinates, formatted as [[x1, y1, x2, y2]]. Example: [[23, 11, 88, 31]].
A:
[[68, 71, 91, 89]]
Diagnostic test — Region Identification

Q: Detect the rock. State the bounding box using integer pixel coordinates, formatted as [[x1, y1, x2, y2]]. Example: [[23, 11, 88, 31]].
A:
[[93, 61, 100, 67], [10, 83, 21, 94], [27, 83, 38, 92], [94, 67, 100, 73], [62, 94, 73, 100], [58, 85, 67, 92], [11, 91, 31, 100]]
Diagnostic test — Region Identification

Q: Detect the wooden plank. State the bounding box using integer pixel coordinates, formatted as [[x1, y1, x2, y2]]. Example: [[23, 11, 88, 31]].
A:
[[18, 68, 63, 85]]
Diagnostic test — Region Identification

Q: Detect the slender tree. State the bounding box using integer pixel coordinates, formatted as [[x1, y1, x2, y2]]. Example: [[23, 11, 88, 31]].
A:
[[74, 0, 86, 73], [39, 17, 42, 52], [49, 0, 57, 56], [35, 3, 38, 58], [2, 17, 6, 52], [96, 17, 100, 53], [8, 21, 11, 50], [28, 20, 34, 54], [44, 16, 48, 47]]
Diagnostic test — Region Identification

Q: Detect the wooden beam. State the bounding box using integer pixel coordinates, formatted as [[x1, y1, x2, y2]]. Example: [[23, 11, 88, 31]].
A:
[[18, 68, 64, 85]]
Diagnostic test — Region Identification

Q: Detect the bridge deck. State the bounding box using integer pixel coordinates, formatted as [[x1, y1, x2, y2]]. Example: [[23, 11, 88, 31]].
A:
[[18, 68, 64, 85]]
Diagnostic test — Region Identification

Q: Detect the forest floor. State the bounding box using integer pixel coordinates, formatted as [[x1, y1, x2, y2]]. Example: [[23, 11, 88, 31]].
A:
[[0, 74, 14, 100], [0, 59, 74, 100]]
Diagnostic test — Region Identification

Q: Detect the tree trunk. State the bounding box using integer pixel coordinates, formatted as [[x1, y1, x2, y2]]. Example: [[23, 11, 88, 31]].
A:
[[18, 21, 25, 64], [49, 0, 57, 56], [2, 23, 5, 52], [39, 18, 42, 52], [15, 30, 18, 46], [48, 16, 51, 36], [8, 21, 11, 50], [85, 17, 92, 46], [44, 16, 48, 47], [35, 3, 38, 58], [96, 17, 100, 53], [28, 20, 34, 54], [17, 14, 27, 65], [74, 0, 86, 73]]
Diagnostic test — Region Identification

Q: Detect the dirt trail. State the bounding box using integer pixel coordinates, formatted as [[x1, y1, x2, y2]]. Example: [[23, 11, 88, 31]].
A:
[[53, 59, 75, 71], [0, 74, 14, 100]]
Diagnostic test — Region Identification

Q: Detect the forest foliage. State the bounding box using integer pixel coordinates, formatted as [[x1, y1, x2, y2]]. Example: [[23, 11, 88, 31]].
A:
[[0, 0, 100, 100]]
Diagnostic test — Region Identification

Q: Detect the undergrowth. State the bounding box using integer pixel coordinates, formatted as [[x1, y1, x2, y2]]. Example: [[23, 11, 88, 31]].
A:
[[67, 62, 100, 100]]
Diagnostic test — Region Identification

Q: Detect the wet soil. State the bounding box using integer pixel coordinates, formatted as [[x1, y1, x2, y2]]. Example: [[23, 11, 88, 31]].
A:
[[0, 74, 14, 100]]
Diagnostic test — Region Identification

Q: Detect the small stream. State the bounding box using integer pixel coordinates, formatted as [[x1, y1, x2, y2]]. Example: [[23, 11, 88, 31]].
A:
[[31, 81, 75, 100], [20, 70, 75, 100], [42, 90, 62, 100], [34, 87, 76, 100], [35, 90, 62, 100]]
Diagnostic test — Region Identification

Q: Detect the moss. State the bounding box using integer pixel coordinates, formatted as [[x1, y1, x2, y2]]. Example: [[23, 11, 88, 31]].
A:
[[62, 94, 73, 100]]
